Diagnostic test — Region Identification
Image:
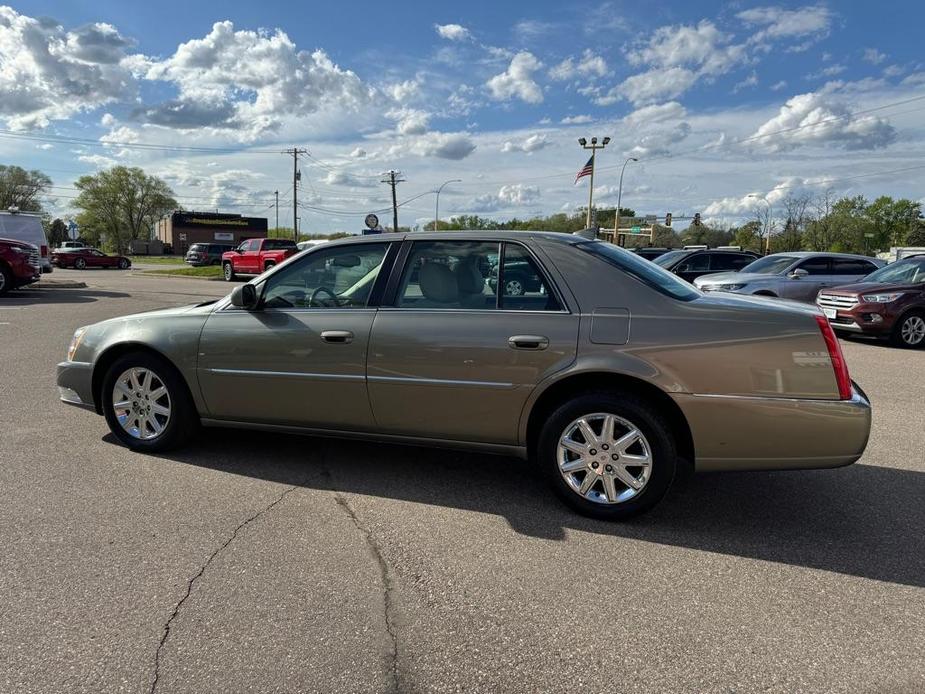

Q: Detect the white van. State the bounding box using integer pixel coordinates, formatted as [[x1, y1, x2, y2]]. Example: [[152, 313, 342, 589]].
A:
[[0, 211, 52, 273]]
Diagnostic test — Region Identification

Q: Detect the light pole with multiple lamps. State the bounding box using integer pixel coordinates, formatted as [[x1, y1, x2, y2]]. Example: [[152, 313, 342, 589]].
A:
[[748, 194, 772, 255], [434, 179, 461, 231], [578, 137, 610, 227], [615, 157, 638, 243]]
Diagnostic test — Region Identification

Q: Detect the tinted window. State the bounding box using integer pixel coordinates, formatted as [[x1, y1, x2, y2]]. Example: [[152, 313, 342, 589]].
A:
[[740, 255, 799, 274], [264, 239, 297, 250], [710, 253, 753, 271], [831, 259, 877, 275], [498, 244, 561, 311], [398, 241, 498, 309], [861, 257, 925, 284], [676, 253, 710, 272], [797, 257, 830, 275], [577, 241, 700, 301], [653, 250, 690, 267], [262, 243, 388, 309], [190, 244, 207, 252]]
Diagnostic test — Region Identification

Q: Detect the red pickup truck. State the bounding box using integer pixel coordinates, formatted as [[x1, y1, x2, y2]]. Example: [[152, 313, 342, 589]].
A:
[[222, 238, 298, 281], [0, 237, 41, 296]]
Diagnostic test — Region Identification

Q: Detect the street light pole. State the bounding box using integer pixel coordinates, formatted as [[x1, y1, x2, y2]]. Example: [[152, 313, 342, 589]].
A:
[[615, 157, 638, 245], [435, 179, 461, 231], [578, 137, 611, 228], [748, 194, 772, 255]]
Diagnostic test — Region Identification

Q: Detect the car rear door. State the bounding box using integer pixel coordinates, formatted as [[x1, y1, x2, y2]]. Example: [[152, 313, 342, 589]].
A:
[[197, 241, 394, 429], [782, 256, 831, 301], [673, 252, 711, 282], [367, 239, 579, 445], [830, 258, 880, 286]]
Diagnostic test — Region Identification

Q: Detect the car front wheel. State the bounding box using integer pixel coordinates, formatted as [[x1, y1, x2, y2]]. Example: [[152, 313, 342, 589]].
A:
[[538, 393, 677, 520], [892, 311, 925, 349], [118, 258, 129, 269], [74, 258, 86, 269], [101, 351, 198, 452]]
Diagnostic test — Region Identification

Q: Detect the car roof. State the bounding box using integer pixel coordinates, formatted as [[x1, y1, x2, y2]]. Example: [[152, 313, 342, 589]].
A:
[[766, 251, 876, 260], [321, 230, 585, 247]]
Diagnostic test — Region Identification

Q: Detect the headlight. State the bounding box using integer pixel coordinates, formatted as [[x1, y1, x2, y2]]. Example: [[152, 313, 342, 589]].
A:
[[861, 292, 904, 303], [67, 327, 87, 361], [716, 283, 747, 291], [10, 246, 28, 255]]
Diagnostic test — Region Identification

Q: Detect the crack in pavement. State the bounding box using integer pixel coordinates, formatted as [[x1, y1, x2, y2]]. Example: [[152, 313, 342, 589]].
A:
[[148, 483, 300, 694], [333, 493, 402, 694]]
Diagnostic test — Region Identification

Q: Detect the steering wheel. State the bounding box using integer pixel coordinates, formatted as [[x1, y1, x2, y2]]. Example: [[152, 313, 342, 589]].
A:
[[309, 286, 338, 307]]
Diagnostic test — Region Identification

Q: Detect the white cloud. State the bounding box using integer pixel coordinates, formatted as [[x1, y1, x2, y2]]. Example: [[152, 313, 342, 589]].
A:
[[435, 24, 470, 41], [628, 122, 692, 158], [749, 91, 896, 152], [703, 177, 834, 216], [513, 20, 555, 40], [628, 20, 745, 75], [395, 131, 477, 160], [770, 80, 788, 91], [384, 79, 421, 101], [862, 48, 887, 65], [622, 102, 686, 127], [471, 183, 540, 211], [500, 133, 551, 153], [737, 5, 833, 46], [350, 147, 367, 159], [733, 71, 759, 93], [321, 170, 376, 188], [0, 7, 137, 129], [548, 50, 608, 81], [805, 64, 846, 80], [486, 51, 543, 104], [387, 108, 431, 135], [616, 67, 698, 106], [560, 114, 594, 124]]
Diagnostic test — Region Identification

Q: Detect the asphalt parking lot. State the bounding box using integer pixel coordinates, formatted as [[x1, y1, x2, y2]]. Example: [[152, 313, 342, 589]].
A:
[[1, 267, 923, 694]]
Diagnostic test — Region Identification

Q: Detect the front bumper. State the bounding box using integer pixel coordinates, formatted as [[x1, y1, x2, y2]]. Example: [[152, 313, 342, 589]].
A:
[[56, 361, 96, 412], [672, 383, 871, 472]]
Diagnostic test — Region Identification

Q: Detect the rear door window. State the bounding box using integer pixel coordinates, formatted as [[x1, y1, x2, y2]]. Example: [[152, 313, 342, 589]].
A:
[[397, 241, 498, 309], [710, 253, 752, 271], [797, 257, 831, 275], [498, 244, 561, 311], [831, 259, 878, 275], [676, 253, 710, 272]]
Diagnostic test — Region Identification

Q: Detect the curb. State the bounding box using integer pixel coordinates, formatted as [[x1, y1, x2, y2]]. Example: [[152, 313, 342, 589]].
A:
[[138, 271, 226, 282], [35, 280, 88, 289]]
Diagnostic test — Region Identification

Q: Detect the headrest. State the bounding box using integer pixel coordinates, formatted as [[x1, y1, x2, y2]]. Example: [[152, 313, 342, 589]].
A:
[[456, 257, 485, 296], [419, 262, 458, 303]]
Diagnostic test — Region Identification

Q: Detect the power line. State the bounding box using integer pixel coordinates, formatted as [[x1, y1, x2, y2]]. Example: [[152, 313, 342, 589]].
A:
[[0, 129, 283, 154]]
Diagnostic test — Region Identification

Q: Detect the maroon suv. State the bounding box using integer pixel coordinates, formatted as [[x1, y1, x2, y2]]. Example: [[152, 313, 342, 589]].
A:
[[817, 255, 925, 348], [0, 238, 41, 296]]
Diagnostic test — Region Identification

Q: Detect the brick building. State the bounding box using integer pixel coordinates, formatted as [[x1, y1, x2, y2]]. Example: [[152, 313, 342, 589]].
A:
[[153, 211, 268, 254]]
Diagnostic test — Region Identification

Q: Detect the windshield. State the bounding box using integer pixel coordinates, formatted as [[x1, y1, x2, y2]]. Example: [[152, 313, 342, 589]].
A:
[[653, 250, 691, 267], [861, 257, 925, 284], [740, 255, 799, 274], [578, 241, 700, 301], [264, 239, 296, 250]]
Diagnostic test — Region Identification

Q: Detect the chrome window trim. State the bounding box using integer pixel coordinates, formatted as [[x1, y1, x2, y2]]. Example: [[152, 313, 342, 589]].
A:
[[205, 368, 365, 382]]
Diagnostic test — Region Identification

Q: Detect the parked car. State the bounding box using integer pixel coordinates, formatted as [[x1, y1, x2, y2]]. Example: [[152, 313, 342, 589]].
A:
[[57, 232, 871, 521], [817, 254, 925, 348], [0, 238, 41, 295], [57, 241, 88, 251], [0, 211, 52, 273], [653, 248, 759, 284], [222, 238, 298, 281], [297, 239, 329, 251], [52, 247, 131, 270], [694, 252, 884, 302], [185, 243, 234, 266], [631, 247, 672, 261]]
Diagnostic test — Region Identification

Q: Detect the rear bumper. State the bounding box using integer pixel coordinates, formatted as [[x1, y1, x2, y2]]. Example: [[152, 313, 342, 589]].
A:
[[56, 361, 96, 412], [672, 384, 871, 472]]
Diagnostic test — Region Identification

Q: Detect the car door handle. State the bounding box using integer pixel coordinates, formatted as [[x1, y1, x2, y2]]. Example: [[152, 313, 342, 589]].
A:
[[508, 335, 549, 350], [320, 330, 354, 344]]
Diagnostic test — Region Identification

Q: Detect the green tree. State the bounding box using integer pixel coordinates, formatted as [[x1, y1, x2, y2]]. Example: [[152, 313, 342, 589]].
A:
[[0, 164, 51, 212], [732, 220, 762, 252], [73, 167, 177, 253], [47, 218, 68, 247], [864, 196, 922, 250], [906, 222, 925, 247]]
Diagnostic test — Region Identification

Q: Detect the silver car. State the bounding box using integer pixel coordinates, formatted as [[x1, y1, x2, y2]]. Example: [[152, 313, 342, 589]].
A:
[[694, 252, 884, 302], [57, 232, 871, 520]]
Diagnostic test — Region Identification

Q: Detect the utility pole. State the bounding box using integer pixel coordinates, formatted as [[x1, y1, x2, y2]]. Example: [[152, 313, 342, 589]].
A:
[[578, 137, 610, 228], [274, 190, 279, 232], [381, 170, 405, 232], [285, 148, 307, 241], [435, 179, 461, 231], [615, 157, 638, 246]]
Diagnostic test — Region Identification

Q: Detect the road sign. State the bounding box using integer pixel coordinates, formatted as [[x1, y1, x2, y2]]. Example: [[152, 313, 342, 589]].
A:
[[365, 213, 379, 229], [631, 226, 642, 234], [67, 220, 79, 240], [864, 233, 875, 238], [644, 215, 657, 224]]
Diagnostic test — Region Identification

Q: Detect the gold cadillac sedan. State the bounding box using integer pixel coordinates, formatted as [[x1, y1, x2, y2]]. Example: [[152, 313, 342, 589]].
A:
[[57, 232, 871, 520]]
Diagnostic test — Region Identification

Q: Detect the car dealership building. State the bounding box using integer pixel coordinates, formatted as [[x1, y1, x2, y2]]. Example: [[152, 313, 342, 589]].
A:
[[153, 211, 268, 254]]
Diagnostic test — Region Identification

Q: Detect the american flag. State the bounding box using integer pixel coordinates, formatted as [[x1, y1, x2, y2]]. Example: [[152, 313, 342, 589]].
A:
[[574, 156, 594, 184]]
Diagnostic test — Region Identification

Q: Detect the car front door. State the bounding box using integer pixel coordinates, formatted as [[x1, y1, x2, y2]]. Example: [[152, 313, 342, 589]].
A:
[[673, 252, 711, 283], [87, 249, 108, 267], [197, 242, 393, 429], [367, 239, 579, 445], [781, 257, 831, 301]]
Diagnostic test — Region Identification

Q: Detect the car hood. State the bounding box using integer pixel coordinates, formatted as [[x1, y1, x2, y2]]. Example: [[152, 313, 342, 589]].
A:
[[694, 287, 819, 316], [694, 271, 774, 286], [820, 281, 920, 295], [95, 300, 219, 325]]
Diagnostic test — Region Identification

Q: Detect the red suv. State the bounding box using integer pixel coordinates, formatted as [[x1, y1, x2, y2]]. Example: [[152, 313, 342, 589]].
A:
[[0, 237, 41, 296], [817, 255, 925, 348]]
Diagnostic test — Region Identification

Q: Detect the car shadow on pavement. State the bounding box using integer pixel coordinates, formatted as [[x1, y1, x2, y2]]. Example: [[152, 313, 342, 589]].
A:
[[136, 429, 925, 589], [3, 288, 131, 305]]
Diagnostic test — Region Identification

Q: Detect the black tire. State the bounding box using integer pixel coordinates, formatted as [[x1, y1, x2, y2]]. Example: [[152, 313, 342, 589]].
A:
[[890, 311, 925, 349], [538, 392, 677, 520], [0, 264, 11, 296], [223, 262, 236, 282], [118, 258, 129, 270], [74, 257, 87, 270], [504, 276, 526, 296], [264, 261, 276, 272], [101, 351, 198, 452]]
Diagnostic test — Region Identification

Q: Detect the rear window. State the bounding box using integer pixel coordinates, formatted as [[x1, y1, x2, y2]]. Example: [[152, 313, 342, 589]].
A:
[[577, 241, 700, 301], [189, 244, 207, 252], [263, 239, 297, 250]]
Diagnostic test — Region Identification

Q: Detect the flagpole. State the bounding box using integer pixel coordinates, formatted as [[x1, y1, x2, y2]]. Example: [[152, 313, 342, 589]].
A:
[[586, 149, 595, 228], [577, 137, 610, 229]]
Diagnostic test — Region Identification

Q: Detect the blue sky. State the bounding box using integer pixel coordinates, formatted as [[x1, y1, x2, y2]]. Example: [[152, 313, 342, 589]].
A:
[[1, 1, 923, 232]]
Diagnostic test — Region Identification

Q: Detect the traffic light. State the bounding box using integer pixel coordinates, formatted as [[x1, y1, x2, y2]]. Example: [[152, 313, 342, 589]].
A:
[[665, 212, 672, 227], [693, 212, 701, 227]]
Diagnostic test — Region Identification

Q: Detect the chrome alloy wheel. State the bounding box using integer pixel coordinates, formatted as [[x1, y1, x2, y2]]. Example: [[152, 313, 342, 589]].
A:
[[111, 367, 171, 440], [901, 315, 925, 345], [505, 279, 524, 296], [557, 413, 653, 505]]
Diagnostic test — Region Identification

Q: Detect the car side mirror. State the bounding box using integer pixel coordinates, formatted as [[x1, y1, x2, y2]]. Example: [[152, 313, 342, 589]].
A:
[[230, 283, 259, 309], [789, 268, 809, 279]]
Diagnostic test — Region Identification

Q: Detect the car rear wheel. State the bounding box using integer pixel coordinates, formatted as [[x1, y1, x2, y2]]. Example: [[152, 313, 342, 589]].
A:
[[0, 265, 11, 296], [118, 258, 129, 269], [74, 258, 86, 269], [892, 311, 925, 349], [223, 262, 236, 281], [538, 393, 677, 520], [101, 352, 198, 452], [504, 277, 525, 296], [264, 260, 276, 272]]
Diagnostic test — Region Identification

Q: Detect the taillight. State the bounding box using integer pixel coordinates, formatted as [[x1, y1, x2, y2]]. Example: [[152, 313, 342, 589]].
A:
[[41, 245, 48, 256], [814, 314, 852, 400]]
